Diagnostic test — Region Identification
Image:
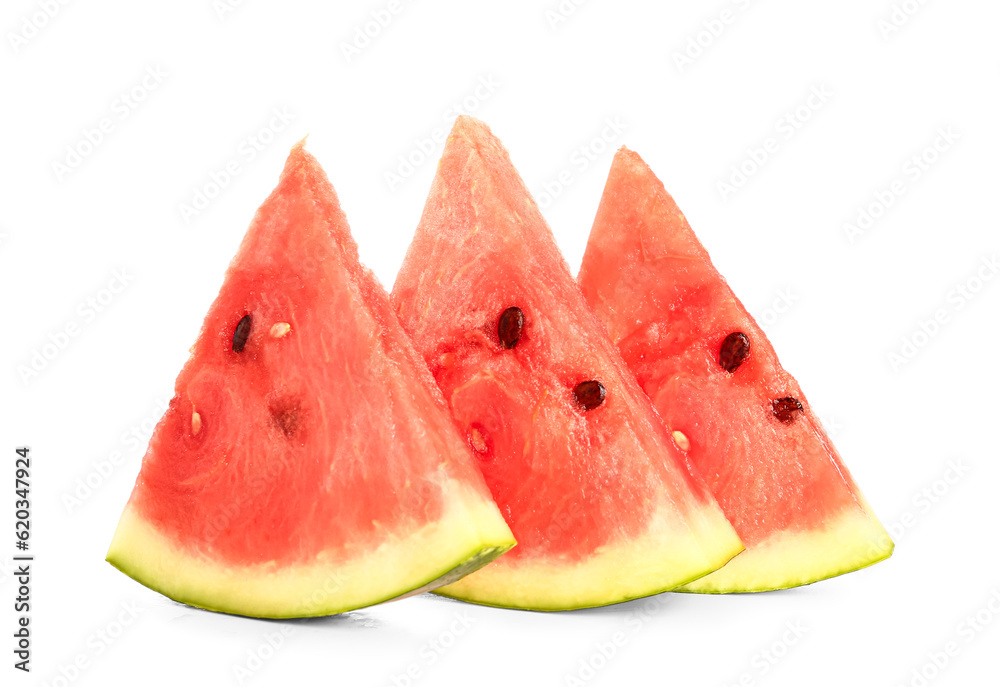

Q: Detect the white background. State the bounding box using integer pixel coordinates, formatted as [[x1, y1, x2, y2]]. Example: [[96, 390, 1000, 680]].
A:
[[1, 1, 998, 685]]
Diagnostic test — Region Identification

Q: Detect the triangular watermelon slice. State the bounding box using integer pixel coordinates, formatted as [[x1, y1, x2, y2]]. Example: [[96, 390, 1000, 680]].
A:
[[390, 117, 743, 610], [107, 142, 515, 618], [577, 147, 893, 592]]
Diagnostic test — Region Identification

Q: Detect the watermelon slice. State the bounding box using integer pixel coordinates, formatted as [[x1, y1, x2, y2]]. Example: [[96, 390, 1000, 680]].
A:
[[106, 142, 515, 618], [390, 117, 743, 610], [577, 147, 893, 593]]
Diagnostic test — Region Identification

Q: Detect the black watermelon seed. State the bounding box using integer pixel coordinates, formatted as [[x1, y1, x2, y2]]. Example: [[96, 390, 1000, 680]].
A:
[[719, 331, 750, 372], [498, 306, 525, 349], [232, 315, 252, 353], [771, 396, 804, 424], [573, 380, 606, 410]]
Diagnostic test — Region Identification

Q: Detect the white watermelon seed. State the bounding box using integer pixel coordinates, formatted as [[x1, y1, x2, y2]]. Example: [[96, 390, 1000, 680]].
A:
[[191, 411, 202, 435], [672, 430, 690, 451], [270, 322, 291, 338], [469, 427, 488, 454]]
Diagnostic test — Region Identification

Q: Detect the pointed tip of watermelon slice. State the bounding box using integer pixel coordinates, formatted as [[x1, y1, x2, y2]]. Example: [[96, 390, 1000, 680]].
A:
[[281, 136, 320, 177], [583, 145, 707, 272], [450, 114, 488, 136], [446, 115, 487, 152], [446, 116, 512, 172], [613, 144, 639, 160], [607, 145, 682, 212], [445, 116, 525, 179]]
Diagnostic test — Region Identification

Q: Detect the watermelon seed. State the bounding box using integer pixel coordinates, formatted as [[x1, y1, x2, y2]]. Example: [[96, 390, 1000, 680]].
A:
[[771, 397, 804, 424], [469, 427, 488, 454], [270, 322, 291, 338], [191, 410, 202, 435], [672, 430, 690, 451], [573, 380, 606, 410], [498, 307, 525, 349], [232, 315, 252, 353], [719, 332, 750, 372]]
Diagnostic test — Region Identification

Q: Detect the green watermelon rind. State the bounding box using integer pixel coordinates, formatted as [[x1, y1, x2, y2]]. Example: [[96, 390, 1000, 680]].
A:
[[107, 544, 512, 618], [431, 553, 740, 612], [676, 504, 895, 594], [431, 476, 746, 611], [675, 551, 894, 595], [107, 485, 516, 619]]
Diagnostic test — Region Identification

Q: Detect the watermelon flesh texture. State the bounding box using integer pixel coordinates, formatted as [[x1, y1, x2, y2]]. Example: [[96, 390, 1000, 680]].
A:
[[390, 117, 743, 610], [106, 142, 514, 618], [577, 147, 893, 593]]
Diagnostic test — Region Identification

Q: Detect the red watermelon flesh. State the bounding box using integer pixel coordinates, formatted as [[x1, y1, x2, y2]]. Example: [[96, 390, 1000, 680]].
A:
[[577, 147, 893, 592], [390, 117, 743, 610], [106, 142, 514, 618]]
